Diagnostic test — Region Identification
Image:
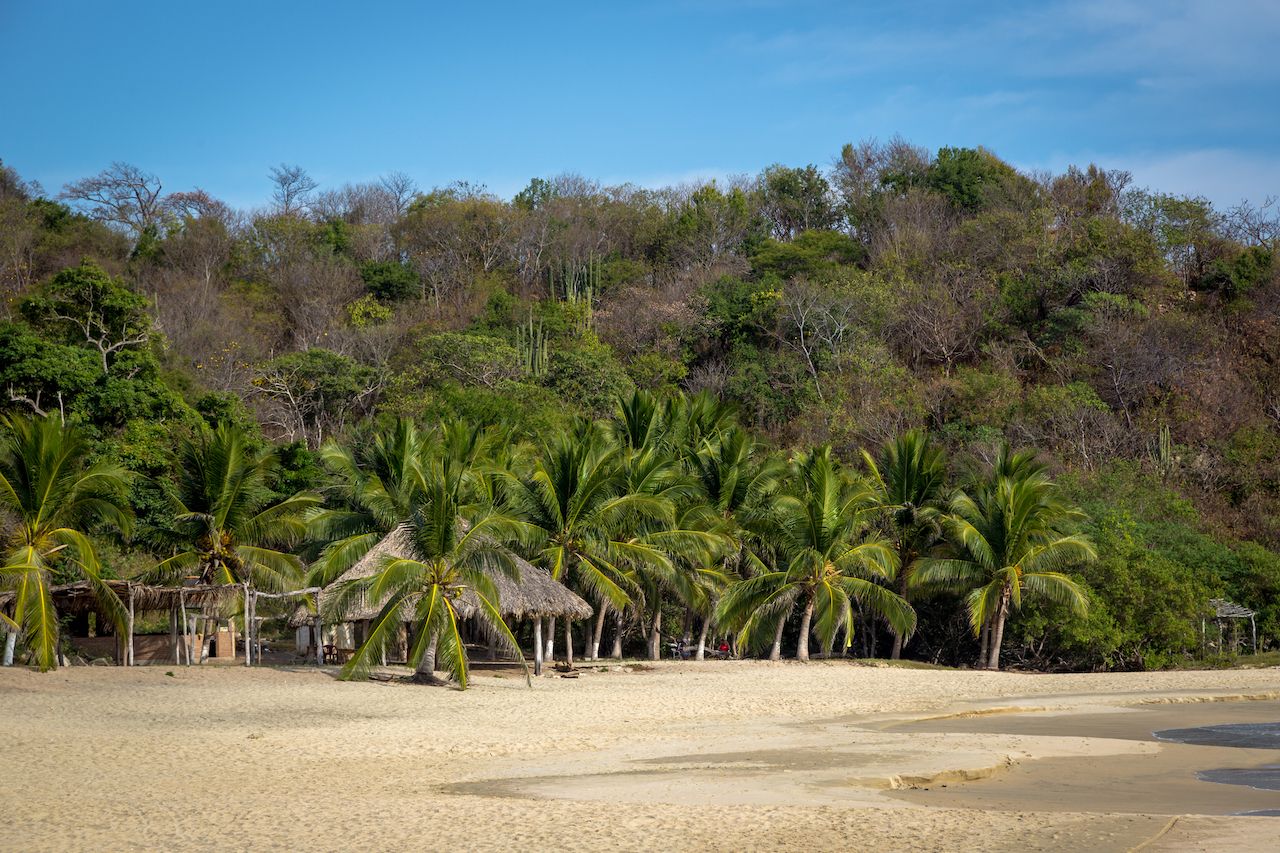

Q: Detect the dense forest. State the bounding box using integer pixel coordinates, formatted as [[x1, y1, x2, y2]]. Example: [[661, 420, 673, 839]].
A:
[[1, 139, 1278, 672]]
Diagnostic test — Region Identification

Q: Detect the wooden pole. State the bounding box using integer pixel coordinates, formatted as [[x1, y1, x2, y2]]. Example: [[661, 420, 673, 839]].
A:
[[180, 590, 191, 666], [126, 585, 135, 667], [533, 617, 543, 676], [244, 585, 252, 666], [170, 606, 179, 665]]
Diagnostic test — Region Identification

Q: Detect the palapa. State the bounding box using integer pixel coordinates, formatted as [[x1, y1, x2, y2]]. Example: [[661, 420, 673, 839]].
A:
[[317, 524, 592, 625]]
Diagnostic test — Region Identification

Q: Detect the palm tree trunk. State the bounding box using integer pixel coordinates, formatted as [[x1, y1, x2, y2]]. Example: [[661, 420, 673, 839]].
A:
[[563, 618, 574, 667], [610, 610, 624, 659], [589, 604, 607, 661], [3, 629, 15, 666], [681, 606, 694, 644], [987, 589, 1011, 671], [695, 616, 710, 661], [978, 616, 991, 668], [769, 612, 786, 661], [796, 597, 815, 661], [414, 631, 440, 682], [533, 617, 543, 676], [890, 548, 910, 659], [544, 616, 555, 661], [648, 607, 662, 661]]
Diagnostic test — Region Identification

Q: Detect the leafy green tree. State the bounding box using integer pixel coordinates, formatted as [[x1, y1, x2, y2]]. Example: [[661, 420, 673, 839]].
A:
[[718, 446, 915, 660], [918, 449, 1094, 669], [147, 423, 319, 591], [360, 260, 419, 302], [0, 415, 132, 671], [758, 163, 837, 239]]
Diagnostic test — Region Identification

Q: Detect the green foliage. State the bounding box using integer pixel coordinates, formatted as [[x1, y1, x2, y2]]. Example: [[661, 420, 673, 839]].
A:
[[543, 339, 635, 417], [922, 147, 1019, 210], [360, 260, 419, 302], [1199, 245, 1273, 299], [750, 230, 864, 280]]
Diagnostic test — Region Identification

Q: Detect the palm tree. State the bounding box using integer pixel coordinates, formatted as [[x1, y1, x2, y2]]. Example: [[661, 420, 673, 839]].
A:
[[506, 421, 689, 661], [916, 448, 1094, 670], [305, 418, 436, 587], [687, 427, 783, 658], [324, 464, 532, 688], [147, 422, 319, 591], [0, 415, 132, 671], [862, 430, 947, 659], [717, 446, 916, 661]]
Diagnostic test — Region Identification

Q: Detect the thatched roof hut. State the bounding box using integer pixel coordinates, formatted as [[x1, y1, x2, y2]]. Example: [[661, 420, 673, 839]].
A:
[[0, 579, 238, 617], [301, 525, 592, 627]]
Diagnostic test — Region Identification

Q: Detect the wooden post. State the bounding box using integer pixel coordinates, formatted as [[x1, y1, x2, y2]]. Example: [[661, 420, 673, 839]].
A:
[[170, 606, 179, 664], [564, 617, 574, 668], [244, 585, 252, 666], [533, 617, 543, 676], [126, 585, 135, 667], [179, 590, 191, 666]]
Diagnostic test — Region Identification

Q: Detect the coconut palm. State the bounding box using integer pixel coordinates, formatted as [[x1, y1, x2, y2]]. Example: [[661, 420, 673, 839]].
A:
[[916, 448, 1094, 670], [305, 418, 437, 587], [862, 429, 948, 659], [324, 463, 532, 688], [686, 427, 783, 658], [717, 446, 916, 661], [0, 414, 132, 671], [147, 422, 319, 591]]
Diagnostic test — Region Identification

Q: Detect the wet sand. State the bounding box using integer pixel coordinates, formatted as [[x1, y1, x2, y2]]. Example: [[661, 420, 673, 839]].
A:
[[888, 701, 1280, 816], [3, 661, 1280, 851]]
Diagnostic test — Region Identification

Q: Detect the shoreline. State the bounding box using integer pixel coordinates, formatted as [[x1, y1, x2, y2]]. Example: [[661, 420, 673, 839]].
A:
[[4, 661, 1280, 851]]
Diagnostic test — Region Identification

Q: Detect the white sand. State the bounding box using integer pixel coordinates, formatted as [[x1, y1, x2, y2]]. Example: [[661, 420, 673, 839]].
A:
[[3, 661, 1280, 851]]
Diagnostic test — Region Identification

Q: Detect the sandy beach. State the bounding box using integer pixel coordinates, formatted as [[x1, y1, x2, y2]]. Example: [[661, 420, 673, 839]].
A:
[[3, 661, 1280, 852]]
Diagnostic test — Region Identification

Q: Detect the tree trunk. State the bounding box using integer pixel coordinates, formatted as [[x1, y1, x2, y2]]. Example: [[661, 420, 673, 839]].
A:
[[987, 589, 1011, 671], [890, 552, 909, 659], [589, 605, 607, 661], [533, 617, 543, 676], [695, 616, 710, 661], [610, 610, 624, 659], [545, 616, 555, 661], [978, 616, 991, 669], [3, 630, 15, 666], [681, 606, 694, 644], [563, 618, 574, 668], [648, 607, 662, 661], [413, 631, 442, 684], [769, 612, 786, 661], [796, 597, 815, 661]]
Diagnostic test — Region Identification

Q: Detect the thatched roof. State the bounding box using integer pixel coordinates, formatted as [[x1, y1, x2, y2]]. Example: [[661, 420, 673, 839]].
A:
[[314, 524, 592, 624], [0, 580, 239, 617], [1210, 598, 1255, 619]]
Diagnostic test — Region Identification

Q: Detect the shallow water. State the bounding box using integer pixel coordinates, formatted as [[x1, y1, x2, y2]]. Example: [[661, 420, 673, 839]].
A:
[[1155, 721, 1280, 750]]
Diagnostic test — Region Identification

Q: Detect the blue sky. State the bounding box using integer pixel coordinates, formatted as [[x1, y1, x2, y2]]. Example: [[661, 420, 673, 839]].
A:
[[3, 0, 1277, 209]]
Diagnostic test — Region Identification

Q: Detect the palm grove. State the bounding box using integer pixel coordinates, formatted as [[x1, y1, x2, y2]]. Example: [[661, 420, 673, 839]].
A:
[[0, 140, 1277, 676]]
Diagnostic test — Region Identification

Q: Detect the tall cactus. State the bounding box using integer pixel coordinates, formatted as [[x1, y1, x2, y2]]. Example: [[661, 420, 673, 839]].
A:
[[548, 253, 598, 331], [516, 312, 549, 377]]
